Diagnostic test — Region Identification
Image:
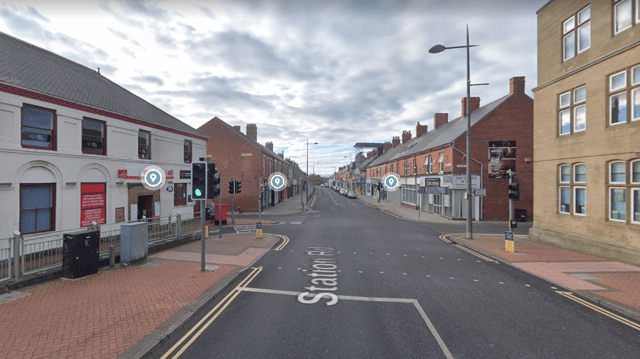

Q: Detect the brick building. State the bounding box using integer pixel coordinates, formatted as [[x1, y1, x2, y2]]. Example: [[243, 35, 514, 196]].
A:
[[531, 1, 640, 265], [365, 77, 534, 221], [197, 117, 305, 213], [0, 32, 207, 240]]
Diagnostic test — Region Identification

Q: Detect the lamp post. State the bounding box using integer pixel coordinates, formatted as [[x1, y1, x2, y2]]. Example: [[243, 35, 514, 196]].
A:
[[430, 25, 486, 240], [306, 138, 318, 206]]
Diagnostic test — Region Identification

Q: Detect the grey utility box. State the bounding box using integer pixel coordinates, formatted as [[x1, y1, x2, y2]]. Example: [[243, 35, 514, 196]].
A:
[[120, 222, 149, 264]]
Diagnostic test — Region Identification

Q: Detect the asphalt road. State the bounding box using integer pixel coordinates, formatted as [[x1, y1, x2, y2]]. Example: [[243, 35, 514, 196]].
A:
[[149, 187, 640, 359]]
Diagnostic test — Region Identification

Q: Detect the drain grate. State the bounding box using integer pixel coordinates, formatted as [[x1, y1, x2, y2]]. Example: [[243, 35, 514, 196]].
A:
[[0, 291, 28, 304], [205, 266, 218, 271], [142, 263, 161, 268]]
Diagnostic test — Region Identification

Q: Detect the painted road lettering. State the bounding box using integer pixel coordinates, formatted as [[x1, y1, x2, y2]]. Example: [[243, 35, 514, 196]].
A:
[[297, 247, 339, 306]]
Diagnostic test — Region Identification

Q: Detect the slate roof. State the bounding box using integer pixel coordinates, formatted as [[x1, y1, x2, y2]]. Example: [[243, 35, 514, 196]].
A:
[[0, 31, 205, 139]]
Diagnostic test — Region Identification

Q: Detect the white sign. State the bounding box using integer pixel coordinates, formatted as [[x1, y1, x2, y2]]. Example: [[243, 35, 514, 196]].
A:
[[154, 202, 160, 218], [130, 204, 137, 221], [444, 195, 450, 207], [450, 174, 481, 190], [474, 188, 487, 197], [429, 194, 434, 204]]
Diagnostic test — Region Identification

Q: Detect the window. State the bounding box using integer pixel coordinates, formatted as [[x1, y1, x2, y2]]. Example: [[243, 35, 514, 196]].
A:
[[633, 161, 640, 183], [615, 0, 633, 34], [574, 163, 586, 183], [82, 118, 105, 155], [439, 153, 444, 172], [563, 16, 575, 61], [577, 6, 591, 53], [138, 130, 150, 159], [610, 93, 628, 125], [21, 104, 56, 150], [174, 183, 187, 206], [611, 162, 626, 183], [560, 165, 571, 183], [560, 187, 571, 214], [404, 160, 409, 176], [575, 187, 586, 215], [413, 159, 417, 174], [427, 156, 433, 173], [391, 164, 394, 173], [633, 87, 640, 122], [633, 188, 640, 223], [20, 184, 55, 234], [184, 140, 192, 163], [610, 71, 627, 92], [558, 87, 586, 135], [611, 188, 627, 221]]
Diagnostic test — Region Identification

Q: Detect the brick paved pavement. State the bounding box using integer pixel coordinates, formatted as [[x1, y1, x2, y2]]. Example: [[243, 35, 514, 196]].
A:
[[0, 233, 279, 359]]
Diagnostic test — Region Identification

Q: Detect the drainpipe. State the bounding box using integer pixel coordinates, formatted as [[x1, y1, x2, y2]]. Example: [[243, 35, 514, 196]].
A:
[[452, 146, 483, 221]]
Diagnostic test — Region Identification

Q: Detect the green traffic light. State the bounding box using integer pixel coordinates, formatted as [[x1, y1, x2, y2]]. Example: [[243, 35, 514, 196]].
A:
[[195, 189, 202, 197]]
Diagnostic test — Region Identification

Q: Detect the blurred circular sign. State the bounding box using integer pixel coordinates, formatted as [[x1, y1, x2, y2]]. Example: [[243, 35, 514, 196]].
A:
[[141, 165, 166, 191], [268, 172, 288, 191], [381, 173, 401, 192]]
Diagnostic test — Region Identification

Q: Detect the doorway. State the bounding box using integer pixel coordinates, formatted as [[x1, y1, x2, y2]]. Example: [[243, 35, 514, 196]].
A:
[[137, 195, 153, 220]]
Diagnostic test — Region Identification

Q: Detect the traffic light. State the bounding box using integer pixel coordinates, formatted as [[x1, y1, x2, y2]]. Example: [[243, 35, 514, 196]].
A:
[[207, 163, 220, 199], [191, 162, 207, 200], [508, 182, 520, 201], [235, 180, 241, 194], [229, 178, 235, 195]]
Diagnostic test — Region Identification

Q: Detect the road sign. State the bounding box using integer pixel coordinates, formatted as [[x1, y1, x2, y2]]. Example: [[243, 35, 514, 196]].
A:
[[505, 231, 514, 240], [474, 188, 487, 197], [268, 172, 288, 191], [381, 172, 401, 192]]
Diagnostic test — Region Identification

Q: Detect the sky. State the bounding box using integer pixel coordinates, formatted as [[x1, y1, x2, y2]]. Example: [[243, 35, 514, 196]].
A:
[[0, 0, 547, 176]]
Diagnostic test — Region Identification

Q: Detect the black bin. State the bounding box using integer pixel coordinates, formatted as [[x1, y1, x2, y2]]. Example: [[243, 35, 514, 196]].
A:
[[63, 229, 100, 279], [515, 209, 527, 222]]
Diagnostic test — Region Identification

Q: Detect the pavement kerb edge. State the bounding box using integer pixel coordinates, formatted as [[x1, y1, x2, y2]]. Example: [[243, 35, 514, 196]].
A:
[[442, 233, 640, 324], [121, 234, 280, 359]]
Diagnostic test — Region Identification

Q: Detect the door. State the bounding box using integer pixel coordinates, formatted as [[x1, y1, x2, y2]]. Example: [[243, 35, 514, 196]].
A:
[[137, 195, 153, 220]]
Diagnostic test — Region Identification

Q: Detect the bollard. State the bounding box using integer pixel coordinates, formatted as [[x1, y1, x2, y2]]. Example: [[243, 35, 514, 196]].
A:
[[256, 222, 263, 239], [13, 231, 20, 282], [205, 225, 209, 239], [176, 213, 182, 239], [109, 245, 115, 267]]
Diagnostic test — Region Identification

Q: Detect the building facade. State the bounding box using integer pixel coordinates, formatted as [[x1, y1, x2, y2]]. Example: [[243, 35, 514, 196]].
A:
[[0, 32, 207, 240], [531, 0, 640, 264], [197, 117, 305, 213], [366, 77, 534, 221]]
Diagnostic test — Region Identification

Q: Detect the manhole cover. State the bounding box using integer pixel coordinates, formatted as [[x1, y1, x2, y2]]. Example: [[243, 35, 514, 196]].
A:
[[142, 263, 161, 268], [205, 266, 218, 271], [0, 291, 28, 304]]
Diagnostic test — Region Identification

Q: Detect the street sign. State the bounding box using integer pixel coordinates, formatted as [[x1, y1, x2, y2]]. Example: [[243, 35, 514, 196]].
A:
[[505, 231, 514, 240], [268, 172, 288, 192], [474, 188, 487, 197], [456, 165, 467, 168]]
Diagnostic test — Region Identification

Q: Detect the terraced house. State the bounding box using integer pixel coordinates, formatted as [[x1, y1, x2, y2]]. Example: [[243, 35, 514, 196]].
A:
[[531, 0, 640, 265], [365, 77, 534, 221]]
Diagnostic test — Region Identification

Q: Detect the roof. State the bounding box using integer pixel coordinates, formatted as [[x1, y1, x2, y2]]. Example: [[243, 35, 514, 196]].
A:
[[367, 135, 419, 168], [200, 117, 301, 170], [384, 93, 512, 162], [0, 31, 205, 139]]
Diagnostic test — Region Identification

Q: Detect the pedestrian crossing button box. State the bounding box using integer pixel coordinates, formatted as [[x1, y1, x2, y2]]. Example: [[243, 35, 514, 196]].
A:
[[63, 229, 100, 279]]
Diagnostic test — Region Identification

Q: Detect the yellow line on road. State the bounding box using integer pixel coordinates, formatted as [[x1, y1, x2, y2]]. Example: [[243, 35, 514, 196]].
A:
[[438, 235, 452, 244], [453, 244, 496, 262], [161, 267, 263, 359], [273, 234, 289, 251], [556, 291, 640, 332]]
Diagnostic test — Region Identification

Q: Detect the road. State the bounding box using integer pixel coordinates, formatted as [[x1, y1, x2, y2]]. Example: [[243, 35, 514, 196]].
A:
[[149, 187, 640, 359]]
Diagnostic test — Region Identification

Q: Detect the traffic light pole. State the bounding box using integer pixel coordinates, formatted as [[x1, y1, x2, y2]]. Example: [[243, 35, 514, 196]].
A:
[[219, 172, 222, 238], [509, 172, 514, 231], [201, 199, 205, 272], [231, 192, 235, 225]]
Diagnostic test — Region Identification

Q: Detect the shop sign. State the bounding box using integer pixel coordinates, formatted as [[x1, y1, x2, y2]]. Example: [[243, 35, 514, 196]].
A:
[[450, 175, 481, 189]]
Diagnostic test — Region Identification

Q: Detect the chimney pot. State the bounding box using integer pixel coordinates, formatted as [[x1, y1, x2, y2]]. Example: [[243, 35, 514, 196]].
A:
[[416, 122, 428, 137], [265, 141, 274, 152], [461, 97, 481, 117], [246, 123, 257, 141], [233, 125, 241, 132], [392, 136, 401, 148], [434, 113, 448, 129], [510, 76, 525, 95], [384, 141, 392, 152], [402, 130, 412, 144]]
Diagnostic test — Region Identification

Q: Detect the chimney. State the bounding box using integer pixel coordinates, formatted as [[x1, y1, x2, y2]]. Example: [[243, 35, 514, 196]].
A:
[[279, 152, 284, 158], [246, 123, 257, 141], [233, 125, 241, 132], [402, 130, 411, 144], [510, 76, 525, 95], [265, 141, 274, 152], [461, 97, 481, 117], [434, 113, 448, 129], [384, 141, 392, 152], [416, 122, 428, 137], [392, 136, 401, 148]]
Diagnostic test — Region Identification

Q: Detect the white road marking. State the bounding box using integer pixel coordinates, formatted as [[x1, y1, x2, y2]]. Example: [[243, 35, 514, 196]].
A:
[[421, 256, 425, 258], [449, 277, 455, 280], [240, 287, 454, 358], [439, 257, 443, 260], [426, 275, 431, 277], [380, 271, 384, 274], [499, 282, 504, 285], [551, 287, 557, 290], [358, 271, 362, 273], [404, 255, 407, 257], [278, 267, 282, 269], [525, 284, 531, 287], [291, 222, 302, 224], [473, 279, 479, 282]]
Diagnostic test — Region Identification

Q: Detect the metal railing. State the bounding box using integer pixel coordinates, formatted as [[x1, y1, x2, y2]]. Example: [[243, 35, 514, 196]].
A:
[[0, 237, 11, 283], [180, 214, 202, 236], [148, 216, 177, 244], [21, 236, 63, 275], [100, 229, 120, 257]]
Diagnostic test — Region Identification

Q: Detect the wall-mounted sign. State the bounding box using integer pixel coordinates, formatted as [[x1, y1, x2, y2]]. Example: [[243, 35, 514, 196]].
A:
[[115, 207, 125, 222], [425, 178, 440, 187], [118, 169, 127, 178], [489, 141, 516, 179], [180, 170, 191, 179], [81, 183, 106, 226], [450, 175, 481, 189]]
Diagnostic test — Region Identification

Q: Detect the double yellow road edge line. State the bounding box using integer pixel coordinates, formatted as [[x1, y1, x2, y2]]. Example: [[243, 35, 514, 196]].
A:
[[438, 234, 496, 263], [556, 291, 640, 332], [273, 234, 290, 251], [161, 266, 263, 359]]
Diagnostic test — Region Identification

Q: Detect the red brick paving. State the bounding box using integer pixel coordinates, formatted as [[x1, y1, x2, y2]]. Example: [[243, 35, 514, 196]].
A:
[[0, 233, 277, 359], [591, 272, 640, 309]]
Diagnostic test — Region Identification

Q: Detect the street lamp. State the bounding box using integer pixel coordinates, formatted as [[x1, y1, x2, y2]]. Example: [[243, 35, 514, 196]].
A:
[[306, 138, 318, 207], [430, 25, 486, 240]]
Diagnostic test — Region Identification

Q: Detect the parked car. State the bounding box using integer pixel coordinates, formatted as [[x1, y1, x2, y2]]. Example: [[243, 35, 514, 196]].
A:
[[347, 191, 357, 199], [339, 188, 346, 195]]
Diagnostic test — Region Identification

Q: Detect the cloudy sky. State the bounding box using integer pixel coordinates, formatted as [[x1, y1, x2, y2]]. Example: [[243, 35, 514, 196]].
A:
[[0, 0, 546, 176]]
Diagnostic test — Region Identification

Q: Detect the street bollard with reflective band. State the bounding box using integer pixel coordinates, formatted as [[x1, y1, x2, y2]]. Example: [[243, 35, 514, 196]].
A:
[[109, 245, 115, 267], [256, 222, 263, 239]]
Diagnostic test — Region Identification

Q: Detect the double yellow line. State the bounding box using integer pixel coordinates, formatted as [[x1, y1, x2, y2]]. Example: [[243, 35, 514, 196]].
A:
[[556, 291, 640, 332], [439, 235, 496, 263], [274, 234, 290, 251], [160, 267, 263, 359]]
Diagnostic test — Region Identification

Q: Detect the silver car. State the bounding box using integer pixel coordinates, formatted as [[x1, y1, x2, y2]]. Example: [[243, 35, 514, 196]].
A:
[[347, 191, 357, 199]]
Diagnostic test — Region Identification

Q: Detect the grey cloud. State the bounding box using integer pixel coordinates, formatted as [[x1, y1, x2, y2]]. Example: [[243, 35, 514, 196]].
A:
[[196, 6, 215, 19], [121, 47, 136, 58], [27, 6, 49, 23], [132, 75, 165, 86], [155, 33, 177, 49], [108, 27, 141, 46], [111, 0, 170, 20]]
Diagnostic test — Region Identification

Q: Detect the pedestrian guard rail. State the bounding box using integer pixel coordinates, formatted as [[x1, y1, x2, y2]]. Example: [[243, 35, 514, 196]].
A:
[[1, 213, 203, 282]]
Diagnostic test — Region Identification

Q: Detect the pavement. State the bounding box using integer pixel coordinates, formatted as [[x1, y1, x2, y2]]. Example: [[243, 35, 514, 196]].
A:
[[357, 192, 640, 323], [238, 189, 316, 216], [0, 231, 281, 359]]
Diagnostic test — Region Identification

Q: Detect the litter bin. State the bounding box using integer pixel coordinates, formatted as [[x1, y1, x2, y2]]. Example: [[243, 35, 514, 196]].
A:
[[515, 209, 527, 222], [215, 204, 228, 225]]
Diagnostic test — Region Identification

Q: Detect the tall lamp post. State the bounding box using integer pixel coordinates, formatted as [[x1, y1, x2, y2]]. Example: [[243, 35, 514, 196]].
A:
[[430, 25, 487, 240], [306, 138, 318, 206]]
